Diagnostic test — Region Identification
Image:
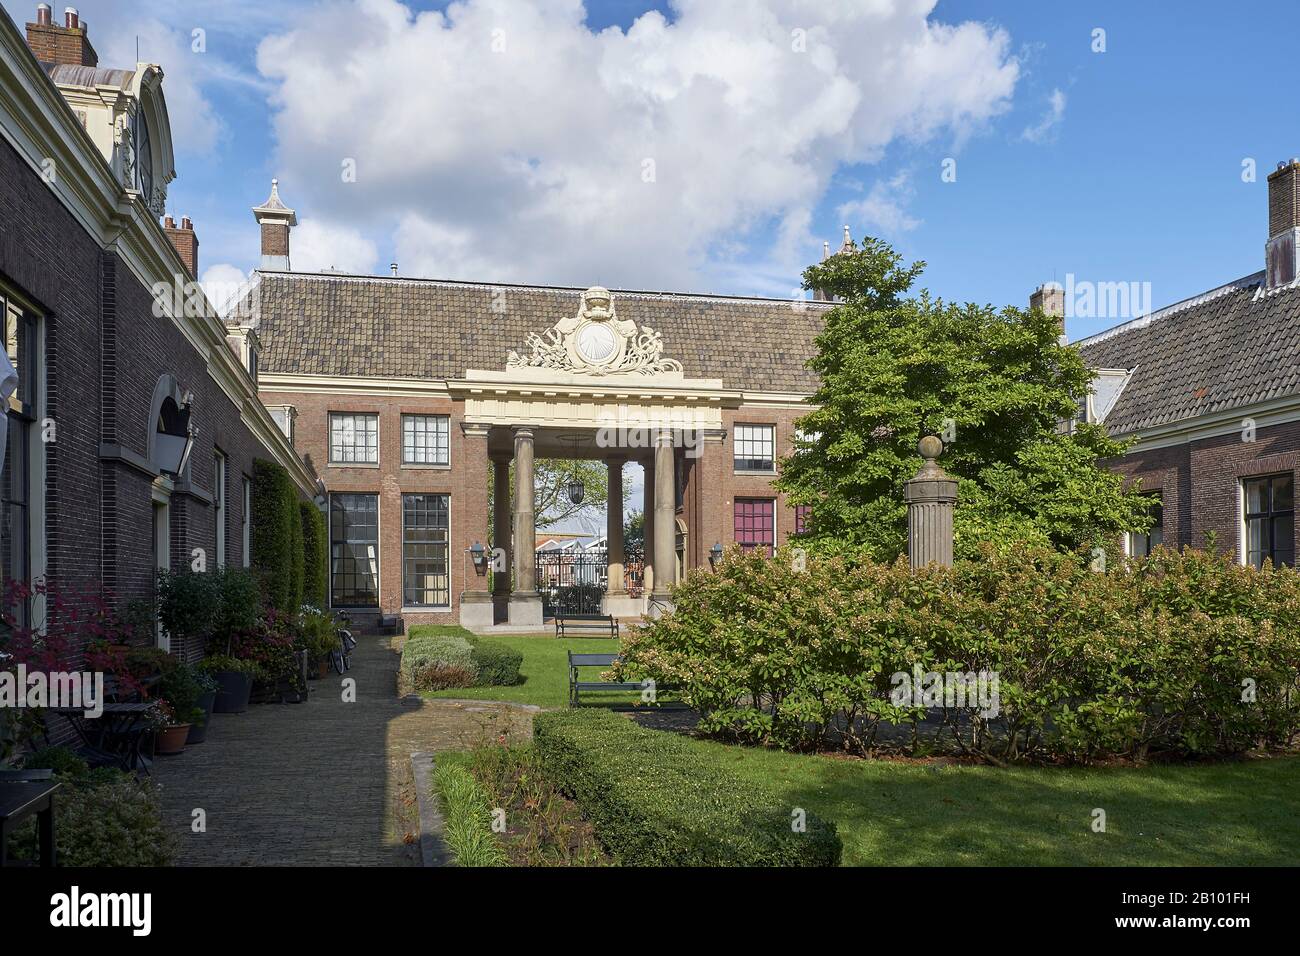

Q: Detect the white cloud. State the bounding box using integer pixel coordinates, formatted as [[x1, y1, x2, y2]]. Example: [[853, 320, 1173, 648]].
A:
[[290, 218, 380, 274], [253, 0, 1019, 291], [199, 262, 251, 315], [1021, 87, 1066, 144], [838, 171, 920, 236]]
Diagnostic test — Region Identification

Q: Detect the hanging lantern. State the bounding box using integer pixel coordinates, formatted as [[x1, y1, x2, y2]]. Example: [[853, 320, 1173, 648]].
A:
[[565, 433, 585, 504]]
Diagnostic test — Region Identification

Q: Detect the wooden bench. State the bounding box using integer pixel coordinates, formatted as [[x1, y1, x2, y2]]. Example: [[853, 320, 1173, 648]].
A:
[[555, 613, 619, 639], [567, 652, 647, 707]]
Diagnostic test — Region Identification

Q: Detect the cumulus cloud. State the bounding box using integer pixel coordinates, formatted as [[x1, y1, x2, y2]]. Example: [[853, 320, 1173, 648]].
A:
[[253, 0, 1019, 291], [199, 262, 251, 316], [1021, 87, 1066, 144], [838, 171, 920, 236]]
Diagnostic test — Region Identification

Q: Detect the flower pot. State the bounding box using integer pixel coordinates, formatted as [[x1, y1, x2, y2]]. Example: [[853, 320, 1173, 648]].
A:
[[212, 671, 253, 714], [155, 724, 192, 755], [314, 660, 328, 679], [187, 690, 217, 744]]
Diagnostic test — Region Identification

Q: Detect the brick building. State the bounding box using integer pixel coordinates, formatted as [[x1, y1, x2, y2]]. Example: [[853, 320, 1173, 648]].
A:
[[1073, 159, 1300, 569], [0, 6, 315, 660]]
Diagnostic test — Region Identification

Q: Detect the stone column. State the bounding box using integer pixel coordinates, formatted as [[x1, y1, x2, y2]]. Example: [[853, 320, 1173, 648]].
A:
[[508, 426, 544, 627], [905, 435, 958, 569], [696, 428, 726, 569], [602, 457, 638, 617], [650, 429, 676, 611], [458, 422, 494, 631], [492, 457, 512, 622], [642, 455, 655, 600]]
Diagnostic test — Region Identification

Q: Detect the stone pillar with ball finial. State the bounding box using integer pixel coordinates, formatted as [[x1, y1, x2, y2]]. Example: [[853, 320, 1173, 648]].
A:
[[905, 435, 958, 568]]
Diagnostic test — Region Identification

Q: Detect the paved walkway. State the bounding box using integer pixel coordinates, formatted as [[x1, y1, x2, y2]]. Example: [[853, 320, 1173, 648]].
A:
[[152, 634, 534, 866]]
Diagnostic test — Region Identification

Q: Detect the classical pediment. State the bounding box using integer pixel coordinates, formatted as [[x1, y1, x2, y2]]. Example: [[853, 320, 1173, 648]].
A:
[[507, 286, 684, 377]]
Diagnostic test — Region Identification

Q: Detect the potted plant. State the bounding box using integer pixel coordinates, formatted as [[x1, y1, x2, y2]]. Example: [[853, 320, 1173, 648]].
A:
[[153, 663, 204, 754], [186, 670, 220, 744], [197, 655, 261, 713]]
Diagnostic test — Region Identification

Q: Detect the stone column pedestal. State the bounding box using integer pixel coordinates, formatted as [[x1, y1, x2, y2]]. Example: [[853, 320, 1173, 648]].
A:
[[904, 436, 958, 569]]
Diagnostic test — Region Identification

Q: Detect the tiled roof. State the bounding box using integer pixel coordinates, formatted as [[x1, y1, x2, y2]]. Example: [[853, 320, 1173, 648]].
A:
[[245, 271, 828, 393], [1076, 272, 1300, 435]]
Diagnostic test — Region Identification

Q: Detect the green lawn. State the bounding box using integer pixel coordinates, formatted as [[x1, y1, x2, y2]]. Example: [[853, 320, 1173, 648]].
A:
[[697, 742, 1300, 865], [421, 633, 630, 709]]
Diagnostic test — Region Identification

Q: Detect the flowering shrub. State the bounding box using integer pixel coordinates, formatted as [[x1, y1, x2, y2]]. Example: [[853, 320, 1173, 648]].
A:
[[618, 544, 1300, 762]]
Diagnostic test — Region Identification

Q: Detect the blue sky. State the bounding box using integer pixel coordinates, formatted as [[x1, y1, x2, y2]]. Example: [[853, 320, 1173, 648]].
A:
[[5, 0, 1294, 340]]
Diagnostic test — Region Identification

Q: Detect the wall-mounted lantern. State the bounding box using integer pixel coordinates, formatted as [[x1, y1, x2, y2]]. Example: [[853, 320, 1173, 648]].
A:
[[469, 541, 488, 576], [708, 542, 724, 569]]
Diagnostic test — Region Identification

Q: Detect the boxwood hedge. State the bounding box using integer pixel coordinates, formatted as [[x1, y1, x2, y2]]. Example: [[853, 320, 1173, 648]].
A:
[[533, 709, 842, 867], [401, 627, 523, 690]]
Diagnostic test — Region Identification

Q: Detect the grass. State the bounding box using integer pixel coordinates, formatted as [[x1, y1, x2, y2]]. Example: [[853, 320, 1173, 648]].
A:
[[416, 630, 632, 709], [686, 741, 1300, 866]]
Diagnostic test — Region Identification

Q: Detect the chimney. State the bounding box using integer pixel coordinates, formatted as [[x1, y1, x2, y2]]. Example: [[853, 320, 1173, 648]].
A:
[[1030, 282, 1067, 344], [1266, 158, 1300, 288], [25, 5, 98, 67], [164, 215, 200, 278], [251, 179, 296, 272]]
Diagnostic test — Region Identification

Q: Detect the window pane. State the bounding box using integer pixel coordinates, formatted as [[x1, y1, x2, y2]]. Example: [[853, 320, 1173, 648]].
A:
[[330, 493, 379, 606], [402, 415, 449, 465], [330, 413, 379, 463], [1272, 475, 1294, 512], [1271, 512, 1294, 567], [1246, 517, 1264, 568], [402, 493, 449, 606], [1245, 478, 1267, 515], [733, 424, 775, 472], [734, 498, 775, 557]]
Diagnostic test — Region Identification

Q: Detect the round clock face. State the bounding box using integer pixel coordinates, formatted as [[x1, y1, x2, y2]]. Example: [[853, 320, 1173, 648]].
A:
[[576, 321, 618, 364]]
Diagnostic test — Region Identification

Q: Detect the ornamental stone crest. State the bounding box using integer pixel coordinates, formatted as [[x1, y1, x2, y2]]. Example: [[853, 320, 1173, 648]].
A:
[[507, 287, 684, 376]]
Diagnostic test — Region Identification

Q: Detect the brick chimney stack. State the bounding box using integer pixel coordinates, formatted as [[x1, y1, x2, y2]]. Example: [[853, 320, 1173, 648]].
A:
[[25, 5, 98, 68], [1266, 158, 1300, 288], [1030, 282, 1067, 344], [251, 179, 296, 272], [163, 215, 200, 278]]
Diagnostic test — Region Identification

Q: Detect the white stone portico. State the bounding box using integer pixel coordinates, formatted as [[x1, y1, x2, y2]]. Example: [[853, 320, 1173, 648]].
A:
[[450, 287, 744, 628]]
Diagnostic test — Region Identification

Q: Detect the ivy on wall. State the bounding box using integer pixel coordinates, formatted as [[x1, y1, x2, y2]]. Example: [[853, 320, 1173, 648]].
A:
[[300, 500, 327, 609], [250, 458, 301, 614]]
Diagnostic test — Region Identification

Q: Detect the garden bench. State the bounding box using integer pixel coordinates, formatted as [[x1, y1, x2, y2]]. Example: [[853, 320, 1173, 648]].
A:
[[555, 613, 619, 639], [567, 651, 647, 707]]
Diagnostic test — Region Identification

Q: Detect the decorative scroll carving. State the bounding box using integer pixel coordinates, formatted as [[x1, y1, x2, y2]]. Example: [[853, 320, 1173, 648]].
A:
[[507, 286, 684, 376]]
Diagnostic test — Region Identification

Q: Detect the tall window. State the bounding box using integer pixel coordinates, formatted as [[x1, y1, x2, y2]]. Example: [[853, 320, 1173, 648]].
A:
[[734, 498, 776, 556], [1244, 474, 1294, 569], [241, 477, 251, 567], [331, 494, 380, 606], [213, 451, 227, 568], [329, 413, 379, 464], [1127, 496, 1163, 557], [734, 424, 775, 472], [402, 494, 450, 607], [1, 291, 39, 626], [402, 414, 450, 465]]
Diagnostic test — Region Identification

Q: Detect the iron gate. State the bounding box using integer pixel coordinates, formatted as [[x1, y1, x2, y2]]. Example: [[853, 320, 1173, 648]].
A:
[[535, 545, 645, 617]]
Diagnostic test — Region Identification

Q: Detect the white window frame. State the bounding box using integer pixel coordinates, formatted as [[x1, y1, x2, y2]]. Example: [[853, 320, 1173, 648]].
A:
[[401, 414, 451, 467], [213, 450, 227, 568], [328, 492, 382, 608], [733, 423, 777, 474], [329, 412, 380, 465], [400, 492, 452, 610]]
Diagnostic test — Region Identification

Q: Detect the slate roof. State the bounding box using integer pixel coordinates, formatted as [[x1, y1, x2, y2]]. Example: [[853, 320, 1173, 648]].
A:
[[243, 271, 829, 393], [1076, 272, 1300, 435]]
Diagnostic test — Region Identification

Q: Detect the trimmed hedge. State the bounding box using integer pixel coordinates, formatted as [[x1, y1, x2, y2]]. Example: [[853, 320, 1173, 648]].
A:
[[533, 710, 842, 867], [250, 458, 301, 614], [401, 626, 523, 690], [620, 543, 1300, 762], [300, 501, 327, 609]]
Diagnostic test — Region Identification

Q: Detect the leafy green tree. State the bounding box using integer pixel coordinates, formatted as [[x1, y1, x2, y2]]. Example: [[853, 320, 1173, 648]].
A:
[[778, 235, 1154, 559], [488, 459, 629, 536]]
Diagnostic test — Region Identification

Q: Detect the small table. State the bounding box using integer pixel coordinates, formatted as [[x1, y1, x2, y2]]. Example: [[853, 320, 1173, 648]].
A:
[[50, 703, 158, 774], [0, 781, 61, 866]]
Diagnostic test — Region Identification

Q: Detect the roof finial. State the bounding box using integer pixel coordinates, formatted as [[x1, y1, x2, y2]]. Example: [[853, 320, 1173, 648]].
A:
[[822, 240, 830, 260], [843, 224, 852, 249]]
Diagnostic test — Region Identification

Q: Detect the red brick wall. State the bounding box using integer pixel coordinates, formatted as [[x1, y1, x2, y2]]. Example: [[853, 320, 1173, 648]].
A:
[[257, 388, 476, 627]]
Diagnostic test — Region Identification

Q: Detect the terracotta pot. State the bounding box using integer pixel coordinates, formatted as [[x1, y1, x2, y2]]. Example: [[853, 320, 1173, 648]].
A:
[[316, 660, 328, 679], [155, 724, 192, 755]]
